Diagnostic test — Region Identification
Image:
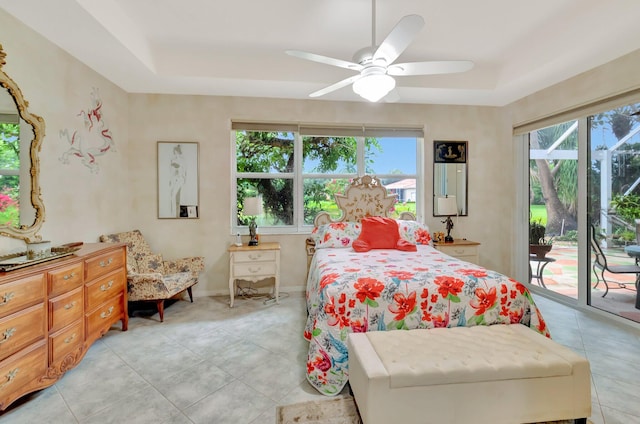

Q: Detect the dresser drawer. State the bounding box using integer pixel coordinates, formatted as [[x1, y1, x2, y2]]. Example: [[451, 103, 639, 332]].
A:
[[85, 270, 126, 311], [0, 304, 45, 362], [233, 250, 277, 263], [0, 341, 46, 401], [48, 263, 83, 298], [85, 294, 124, 346], [48, 287, 83, 333], [49, 320, 83, 365], [85, 249, 125, 282], [0, 274, 45, 319], [437, 245, 477, 257], [233, 262, 277, 278]]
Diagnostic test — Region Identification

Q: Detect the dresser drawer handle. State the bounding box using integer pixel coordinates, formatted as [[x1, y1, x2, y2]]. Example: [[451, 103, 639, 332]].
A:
[[100, 281, 114, 291], [100, 306, 114, 319], [248, 266, 262, 273], [64, 301, 77, 310], [0, 327, 16, 345], [248, 253, 262, 260], [99, 258, 113, 267], [0, 292, 15, 306], [64, 333, 77, 344], [63, 272, 77, 280], [0, 368, 18, 389]]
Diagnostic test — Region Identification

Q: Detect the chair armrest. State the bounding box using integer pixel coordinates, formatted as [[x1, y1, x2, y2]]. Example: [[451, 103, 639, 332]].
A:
[[163, 257, 204, 275], [126, 272, 170, 301]]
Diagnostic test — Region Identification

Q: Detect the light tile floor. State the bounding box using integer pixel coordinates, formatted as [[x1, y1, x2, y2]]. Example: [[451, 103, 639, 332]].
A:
[[1, 292, 639, 423]]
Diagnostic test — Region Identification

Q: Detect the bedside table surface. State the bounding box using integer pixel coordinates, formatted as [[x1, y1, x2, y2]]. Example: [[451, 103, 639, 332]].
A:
[[228, 242, 280, 252], [434, 239, 480, 247]]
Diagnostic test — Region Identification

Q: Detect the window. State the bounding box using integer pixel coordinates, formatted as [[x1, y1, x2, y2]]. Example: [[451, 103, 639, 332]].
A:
[[232, 123, 422, 233]]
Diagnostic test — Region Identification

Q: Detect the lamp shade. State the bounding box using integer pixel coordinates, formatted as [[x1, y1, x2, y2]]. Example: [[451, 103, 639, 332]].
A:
[[243, 197, 263, 217], [352, 74, 396, 102], [437, 196, 458, 216]]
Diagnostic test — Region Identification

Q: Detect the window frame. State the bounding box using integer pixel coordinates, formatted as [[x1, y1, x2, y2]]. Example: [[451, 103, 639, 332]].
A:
[[231, 123, 423, 235]]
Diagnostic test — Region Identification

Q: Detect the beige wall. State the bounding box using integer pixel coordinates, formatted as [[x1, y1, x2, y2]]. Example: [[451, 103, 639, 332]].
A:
[[127, 95, 507, 295], [2, 8, 639, 298]]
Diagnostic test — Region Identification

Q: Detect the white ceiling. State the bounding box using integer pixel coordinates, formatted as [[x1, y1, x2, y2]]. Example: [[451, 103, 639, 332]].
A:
[[2, 0, 640, 106]]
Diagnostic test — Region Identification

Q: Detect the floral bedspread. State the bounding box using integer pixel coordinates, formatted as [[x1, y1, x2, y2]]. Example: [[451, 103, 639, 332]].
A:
[[304, 245, 550, 396]]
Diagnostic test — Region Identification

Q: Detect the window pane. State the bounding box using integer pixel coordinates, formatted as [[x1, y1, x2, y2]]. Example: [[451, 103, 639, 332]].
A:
[[237, 178, 293, 226], [302, 136, 356, 174], [366, 137, 416, 174], [382, 177, 417, 219], [303, 178, 351, 225], [0, 122, 20, 170], [236, 131, 294, 173]]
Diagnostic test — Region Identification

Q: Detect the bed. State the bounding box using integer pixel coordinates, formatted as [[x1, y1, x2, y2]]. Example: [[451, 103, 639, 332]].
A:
[[304, 175, 550, 396]]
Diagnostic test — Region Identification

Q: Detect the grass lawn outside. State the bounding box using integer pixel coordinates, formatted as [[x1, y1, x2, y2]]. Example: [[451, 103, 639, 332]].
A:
[[530, 204, 547, 226]]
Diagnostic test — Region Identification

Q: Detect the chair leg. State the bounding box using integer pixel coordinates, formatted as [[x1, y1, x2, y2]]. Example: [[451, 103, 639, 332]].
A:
[[156, 300, 165, 322], [187, 286, 194, 303], [593, 264, 609, 297]]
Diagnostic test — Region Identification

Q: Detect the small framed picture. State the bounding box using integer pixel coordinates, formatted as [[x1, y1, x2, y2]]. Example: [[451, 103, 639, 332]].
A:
[[157, 142, 199, 219], [434, 140, 467, 163]]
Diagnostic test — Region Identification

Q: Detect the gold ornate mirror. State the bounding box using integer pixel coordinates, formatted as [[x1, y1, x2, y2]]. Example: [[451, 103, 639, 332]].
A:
[[0, 44, 45, 242]]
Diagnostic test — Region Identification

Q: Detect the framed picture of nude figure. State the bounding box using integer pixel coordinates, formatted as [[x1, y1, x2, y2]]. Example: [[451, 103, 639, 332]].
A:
[[157, 141, 199, 219]]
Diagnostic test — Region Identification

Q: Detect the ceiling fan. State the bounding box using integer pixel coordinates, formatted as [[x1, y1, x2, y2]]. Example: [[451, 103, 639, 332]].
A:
[[286, 0, 474, 102]]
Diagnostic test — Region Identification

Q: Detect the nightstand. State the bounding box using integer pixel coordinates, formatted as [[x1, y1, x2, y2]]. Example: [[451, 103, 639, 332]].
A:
[[228, 242, 280, 307], [433, 239, 481, 264]]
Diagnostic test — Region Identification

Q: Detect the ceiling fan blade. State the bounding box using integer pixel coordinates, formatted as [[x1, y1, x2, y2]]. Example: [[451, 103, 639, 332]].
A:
[[387, 60, 474, 76], [286, 50, 362, 71], [373, 14, 424, 65], [309, 75, 362, 98]]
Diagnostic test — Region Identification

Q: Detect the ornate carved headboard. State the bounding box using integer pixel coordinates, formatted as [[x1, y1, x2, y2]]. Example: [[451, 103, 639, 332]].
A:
[[306, 175, 416, 263], [313, 175, 415, 226]]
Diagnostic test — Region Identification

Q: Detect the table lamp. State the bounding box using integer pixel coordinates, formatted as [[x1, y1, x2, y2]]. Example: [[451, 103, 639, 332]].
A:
[[437, 195, 458, 243], [243, 196, 263, 246]]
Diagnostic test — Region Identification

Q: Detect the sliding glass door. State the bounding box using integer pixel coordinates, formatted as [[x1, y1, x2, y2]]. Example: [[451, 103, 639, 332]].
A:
[[522, 100, 640, 322], [588, 102, 640, 321], [528, 120, 579, 299]]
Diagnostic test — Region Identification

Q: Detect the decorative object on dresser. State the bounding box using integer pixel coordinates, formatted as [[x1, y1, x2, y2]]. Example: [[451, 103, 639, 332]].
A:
[[433, 238, 480, 265], [98, 230, 204, 322], [436, 195, 458, 242], [242, 196, 263, 246], [228, 242, 280, 307], [0, 243, 127, 411]]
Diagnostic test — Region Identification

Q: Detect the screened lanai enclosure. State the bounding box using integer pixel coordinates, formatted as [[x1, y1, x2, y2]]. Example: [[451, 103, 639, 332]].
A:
[[528, 101, 640, 321]]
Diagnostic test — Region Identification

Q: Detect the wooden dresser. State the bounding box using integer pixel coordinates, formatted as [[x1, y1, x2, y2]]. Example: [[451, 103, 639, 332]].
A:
[[0, 243, 127, 410]]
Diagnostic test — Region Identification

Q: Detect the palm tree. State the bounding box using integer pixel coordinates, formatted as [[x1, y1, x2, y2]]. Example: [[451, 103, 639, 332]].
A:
[[530, 122, 578, 234]]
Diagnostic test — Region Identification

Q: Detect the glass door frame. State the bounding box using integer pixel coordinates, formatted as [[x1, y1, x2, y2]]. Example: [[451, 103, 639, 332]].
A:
[[514, 117, 590, 308]]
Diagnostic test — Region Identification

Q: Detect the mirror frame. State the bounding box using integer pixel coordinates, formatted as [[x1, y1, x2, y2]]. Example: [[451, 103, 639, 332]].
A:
[[433, 140, 468, 217], [0, 45, 45, 242]]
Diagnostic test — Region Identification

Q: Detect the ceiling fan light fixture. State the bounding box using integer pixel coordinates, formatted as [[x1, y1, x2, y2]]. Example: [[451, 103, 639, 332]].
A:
[[353, 73, 396, 102]]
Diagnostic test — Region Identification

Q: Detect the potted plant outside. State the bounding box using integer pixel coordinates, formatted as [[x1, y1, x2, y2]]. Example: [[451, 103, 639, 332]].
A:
[[530, 220, 553, 258]]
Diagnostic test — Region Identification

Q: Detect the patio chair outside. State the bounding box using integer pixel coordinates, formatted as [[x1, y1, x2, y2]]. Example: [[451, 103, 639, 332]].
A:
[[590, 224, 640, 297]]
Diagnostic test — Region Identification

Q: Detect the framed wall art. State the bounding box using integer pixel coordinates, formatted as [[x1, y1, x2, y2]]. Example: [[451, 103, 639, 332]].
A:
[[434, 140, 467, 163], [157, 141, 199, 219]]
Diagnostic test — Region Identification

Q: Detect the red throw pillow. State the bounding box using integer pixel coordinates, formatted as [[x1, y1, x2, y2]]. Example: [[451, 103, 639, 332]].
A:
[[353, 217, 417, 252]]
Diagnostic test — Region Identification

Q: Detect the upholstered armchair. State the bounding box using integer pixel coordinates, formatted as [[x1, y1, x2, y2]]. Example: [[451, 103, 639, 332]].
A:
[[99, 229, 204, 322]]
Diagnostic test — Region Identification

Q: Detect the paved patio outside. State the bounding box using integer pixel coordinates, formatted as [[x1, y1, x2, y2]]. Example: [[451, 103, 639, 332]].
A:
[[529, 241, 640, 322]]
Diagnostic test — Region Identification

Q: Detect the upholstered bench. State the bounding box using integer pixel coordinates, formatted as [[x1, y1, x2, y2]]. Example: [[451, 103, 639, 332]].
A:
[[348, 324, 590, 424]]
